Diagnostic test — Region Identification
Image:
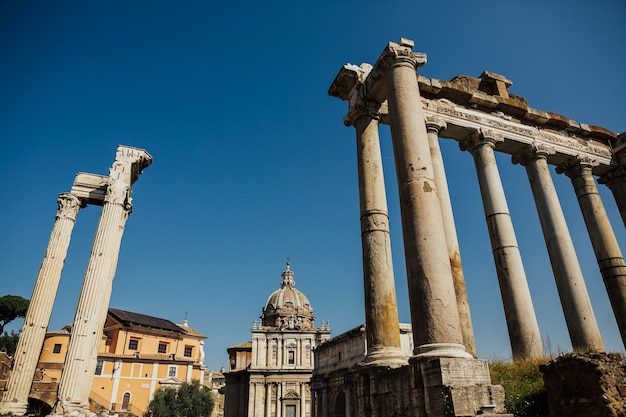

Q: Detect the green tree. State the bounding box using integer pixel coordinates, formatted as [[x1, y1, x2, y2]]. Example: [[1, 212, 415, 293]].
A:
[[0, 295, 29, 335], [0, 330, 21, 356], [148, 380, 214, 417]]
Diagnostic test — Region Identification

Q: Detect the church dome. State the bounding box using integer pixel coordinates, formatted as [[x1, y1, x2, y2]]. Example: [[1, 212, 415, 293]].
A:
[[261, 262, 315, 330]]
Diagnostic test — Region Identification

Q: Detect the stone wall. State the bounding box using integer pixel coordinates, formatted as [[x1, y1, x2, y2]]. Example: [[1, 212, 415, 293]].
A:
[[541, 352, 626, 417]]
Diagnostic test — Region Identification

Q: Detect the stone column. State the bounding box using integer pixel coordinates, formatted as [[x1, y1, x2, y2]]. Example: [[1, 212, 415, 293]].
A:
[[345, 84, 406, 367], [559, 157, 626, 349], [51, 146, 152, 417], [599, 132, 626, 227], [514, 144, 603, 352], [425, 116, 477, 358], [0, 193, 82, 416], [460, 130, 544, 360], [374, 39, 470, 359]]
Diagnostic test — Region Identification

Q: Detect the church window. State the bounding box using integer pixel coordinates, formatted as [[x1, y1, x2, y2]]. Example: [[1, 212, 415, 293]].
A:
[[288, 350, 295, 364], [286, 405, 296, 417]]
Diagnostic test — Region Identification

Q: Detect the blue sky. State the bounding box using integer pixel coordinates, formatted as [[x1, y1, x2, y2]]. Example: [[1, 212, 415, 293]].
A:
[[1, 1, 625, 371]]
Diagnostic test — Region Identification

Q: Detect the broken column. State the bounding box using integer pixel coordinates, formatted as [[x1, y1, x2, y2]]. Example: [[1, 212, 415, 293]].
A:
[[51, 146, 152, 417], [0, 193, 83, 416]]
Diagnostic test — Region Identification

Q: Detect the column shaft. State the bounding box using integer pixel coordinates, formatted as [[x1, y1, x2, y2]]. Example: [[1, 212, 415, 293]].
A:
[[565, 161, 626, 348], [385, 51, 469, 358], [426, 118, 476, 357], [462, 133, 544, 360], [52, 198, 129, 416], [521, 149, 603, 352], [0, 194, 82, 416], [354, 111, 405, 366], [599, 168, 626, 228]]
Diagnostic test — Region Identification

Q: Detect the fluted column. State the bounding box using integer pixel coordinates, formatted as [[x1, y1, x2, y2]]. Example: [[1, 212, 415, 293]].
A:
[[51, 146, 151, 417], [559, 157, 626, 349], [347, 92, 405, 367], [0, 194, 82, 416], [460, 131, 544, 360], [425, 116, 476, 358], [514, 144, 603, 352], [379, 40, 470, 359]]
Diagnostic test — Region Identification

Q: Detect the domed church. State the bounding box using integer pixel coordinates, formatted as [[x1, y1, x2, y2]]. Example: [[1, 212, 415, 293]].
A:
[[224, 262, 331, 417]]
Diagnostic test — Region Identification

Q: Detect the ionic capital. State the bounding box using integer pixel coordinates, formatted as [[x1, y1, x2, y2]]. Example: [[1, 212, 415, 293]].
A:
[[598, 167, 626, 187], [512, 143, 555, 166], [56, 193, 82, 221], [459, 129, 504, 154], [364, 38, 427, 102], [378, 38, 427, 71], [344, 97, 382, 127], [425, 116, 447, 134], [556, 155, 599, 179], [612, 131, 626, 167]]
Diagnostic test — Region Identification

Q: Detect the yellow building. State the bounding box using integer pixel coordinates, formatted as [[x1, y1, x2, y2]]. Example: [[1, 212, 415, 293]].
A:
[[36, 308, 206, 416]]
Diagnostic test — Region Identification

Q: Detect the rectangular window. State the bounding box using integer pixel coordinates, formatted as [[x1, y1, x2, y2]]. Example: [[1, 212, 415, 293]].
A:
[[288, 351, 295, 364], [53, 344, 62, 354], [169, 366, 176, 377], [286, 405, 296, 417], [95, 360, 104, 375], [158, 343, 168, 354], [128, 338, 139, 350], [184, 346, 193, 357]]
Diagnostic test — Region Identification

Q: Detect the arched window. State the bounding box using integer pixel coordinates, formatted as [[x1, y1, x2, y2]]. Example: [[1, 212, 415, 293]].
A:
[[121, 392, 131, 411]]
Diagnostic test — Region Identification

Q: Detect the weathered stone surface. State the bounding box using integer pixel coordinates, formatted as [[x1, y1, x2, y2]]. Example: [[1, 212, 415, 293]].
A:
[[540, 352, 626, 417]]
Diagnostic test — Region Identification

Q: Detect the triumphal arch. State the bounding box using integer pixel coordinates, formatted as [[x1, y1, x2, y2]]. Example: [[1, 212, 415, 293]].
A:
[[313, 38, 626, 417]]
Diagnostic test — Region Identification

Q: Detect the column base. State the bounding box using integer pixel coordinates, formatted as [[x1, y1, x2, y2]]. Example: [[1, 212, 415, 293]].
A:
[[411, 343, 473, 362], [0, 400, 29, 416], [359, 346, 408, 368], [49, 400, 95, 417], [414, 356, 513, 416]]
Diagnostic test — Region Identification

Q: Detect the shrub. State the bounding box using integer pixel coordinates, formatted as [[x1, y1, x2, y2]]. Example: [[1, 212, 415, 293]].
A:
[[489, 359, 549, 417]]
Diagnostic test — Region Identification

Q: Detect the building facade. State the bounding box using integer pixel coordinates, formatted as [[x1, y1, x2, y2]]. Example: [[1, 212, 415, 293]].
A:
[[32, 308, 207, 415], [224, 263, 331, 417]]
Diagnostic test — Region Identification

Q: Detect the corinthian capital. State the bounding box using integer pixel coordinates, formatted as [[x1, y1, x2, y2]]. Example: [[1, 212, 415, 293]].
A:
[[56, 193, 82, 221]]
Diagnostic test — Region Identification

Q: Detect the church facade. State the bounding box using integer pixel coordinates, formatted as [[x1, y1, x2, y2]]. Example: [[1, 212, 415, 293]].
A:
[[224, 263, 331, 417]]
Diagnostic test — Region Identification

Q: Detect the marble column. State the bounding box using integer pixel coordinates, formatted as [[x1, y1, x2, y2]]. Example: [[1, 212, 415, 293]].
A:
[[375, 39, 470, 359], [460, 130, 544, 360], [559, 157, 626, 349], [425, 116, 476, 358], [599, 132, 626, 227], [0, 193, 82, 416], [514, 144, 603, 352], [51, 146, 152, 417], [347, 93, 406, 367]]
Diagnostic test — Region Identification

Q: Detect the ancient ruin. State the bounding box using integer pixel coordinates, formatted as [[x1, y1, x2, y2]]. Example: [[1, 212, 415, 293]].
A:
[[317, 37, 626, 416], [0, 146, 151, 417]]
